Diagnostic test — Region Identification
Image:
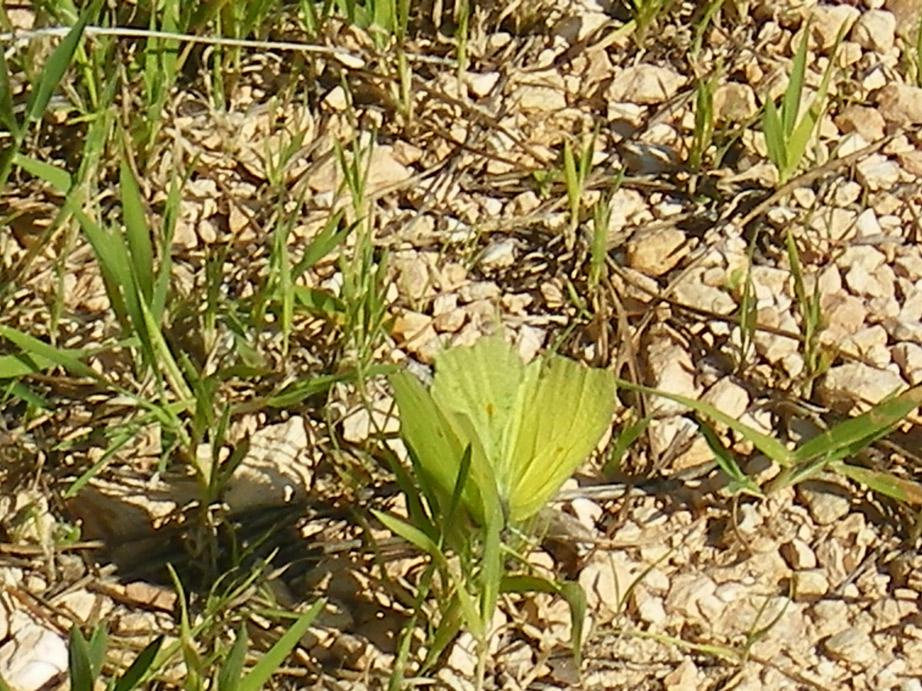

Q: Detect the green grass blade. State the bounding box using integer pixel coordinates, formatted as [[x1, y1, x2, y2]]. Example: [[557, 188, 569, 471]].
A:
[[782, 27, 809, 138], [237, 601, 325, 691], [12, 153, 72, 193], [68, 627, 94, 691], [113, 635, 164, 691], [0, 49, 17, 135], [119, 159, 154, 304], [762, 98, 786, 175], [833, 462, 922, 506], [695, 416, 764, 497], [217, 625, 248, 691], [792, 386, 922, 465], [615, 378, 795, 465], [26, 14, 87, 124], [0, 324, 95, 379]]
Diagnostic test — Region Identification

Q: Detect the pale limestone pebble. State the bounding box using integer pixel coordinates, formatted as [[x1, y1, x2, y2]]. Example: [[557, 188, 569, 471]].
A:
[[877, 83, 922, 125], [607, 102, 646, 135], [834, 104, 887, 142], [798, 480, 852, 526], [644, 338, 702, 415], [856, 154, 903, 191], [863, 65, 890, 91], [663, 659, 702, 691], [753, 306, 800, 363], [712, 82, 759, 123], [793, 569, 831, 600], [458, 280, 500, 303], [750, 265, 791, 308], [854, 208, 884, 238], [515, 325, 544, 363], [478, 238, 516, 269], [838, 39, 864, 67], [845, 261, 895, 299], [898, 279, 922, 321], [465, 299, 498, 330], [701, 378, 750, 419], [824, 179, 863, 207], [824, 627, 878, 668], [893, 342, 922, 383], [809, 207, 858, 240], [606, 64, 686, 105], [818, 362, 907, 413], [509, 189, 541, 215], [464, 71, 500, 98], [393, 254, 431, 301], [868, 597, 917, 630], [672, 268, 737, 315], [781, 538, 819, 570], [839, 244, 886, 273], [841, 325, 891, 367], [432, 308, 465, 333], [665, 573, 717, 621], [897, 148, 922, 176], [636, 590, 668, 627], [513, 70, 567, 113], [620, 141, 680, 175], [626, 228, 688, 277], [837, 131, 870, 158], [578, 551, 641, 617], [792, 186, 816, 209], [889, 317, 922, 344], [366, 145, 413, 194], [811, 599, 853, 640], [501, 292, 532, 314], [647, 416, 714, 471], [895, 252, 922, 280], [867, 294, 901, 322], [851, 9, 897, 53], [821, 292, 867, 340], [809, 4, 861, 51], [0, 617, 68, 691], [607, 188, 651, 236]]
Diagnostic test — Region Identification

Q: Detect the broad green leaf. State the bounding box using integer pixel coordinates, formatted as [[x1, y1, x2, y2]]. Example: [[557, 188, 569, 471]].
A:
[[504, 354, 614, 522]]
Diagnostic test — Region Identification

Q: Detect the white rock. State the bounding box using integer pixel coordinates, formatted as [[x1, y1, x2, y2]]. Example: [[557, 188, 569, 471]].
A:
[[665, 574, 716, 620], [367, 145, 413, 193], [818, 363, 906, 413], [809, 5, 861, 51], [893, 342, 922, 384], [824, 627, 877, 667], [851, 10, 897, 53], [854, 208, 883, 238], [856, 154, 902, 191], [781, 538, 818, 570], [479, 238, 516, 269], [673, 270, 737, 314], [466, 71, 500, 97], [606, 64, 686, 105], [644, 339, 702, 415], [0, 620, 68, 691], [834, 104, 887, 142], [701, 378, 750, 419], [792, 569, 830, 600], [799, 481, 852, 525], [877, 83, 922, 125]]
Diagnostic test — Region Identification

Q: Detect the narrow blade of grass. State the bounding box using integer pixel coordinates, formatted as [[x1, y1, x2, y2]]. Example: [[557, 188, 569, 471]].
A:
[[833, 462, 922, 506]]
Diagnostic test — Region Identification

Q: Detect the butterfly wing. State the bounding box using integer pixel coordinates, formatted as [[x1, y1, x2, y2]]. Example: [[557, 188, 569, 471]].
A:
[[504, 355, 615, 523]]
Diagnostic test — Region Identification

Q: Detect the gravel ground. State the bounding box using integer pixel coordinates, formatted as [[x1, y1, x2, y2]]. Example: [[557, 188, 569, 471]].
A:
[[2, 0, 922, 689]]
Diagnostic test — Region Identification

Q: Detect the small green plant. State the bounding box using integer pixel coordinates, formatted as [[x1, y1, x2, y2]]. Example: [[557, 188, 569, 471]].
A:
[[618, 378, 922, 505], [762, 22, 842, 185], [785, 231, 830, 395], [562, 132, 596, 250], [377, 336, 614, 687]]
